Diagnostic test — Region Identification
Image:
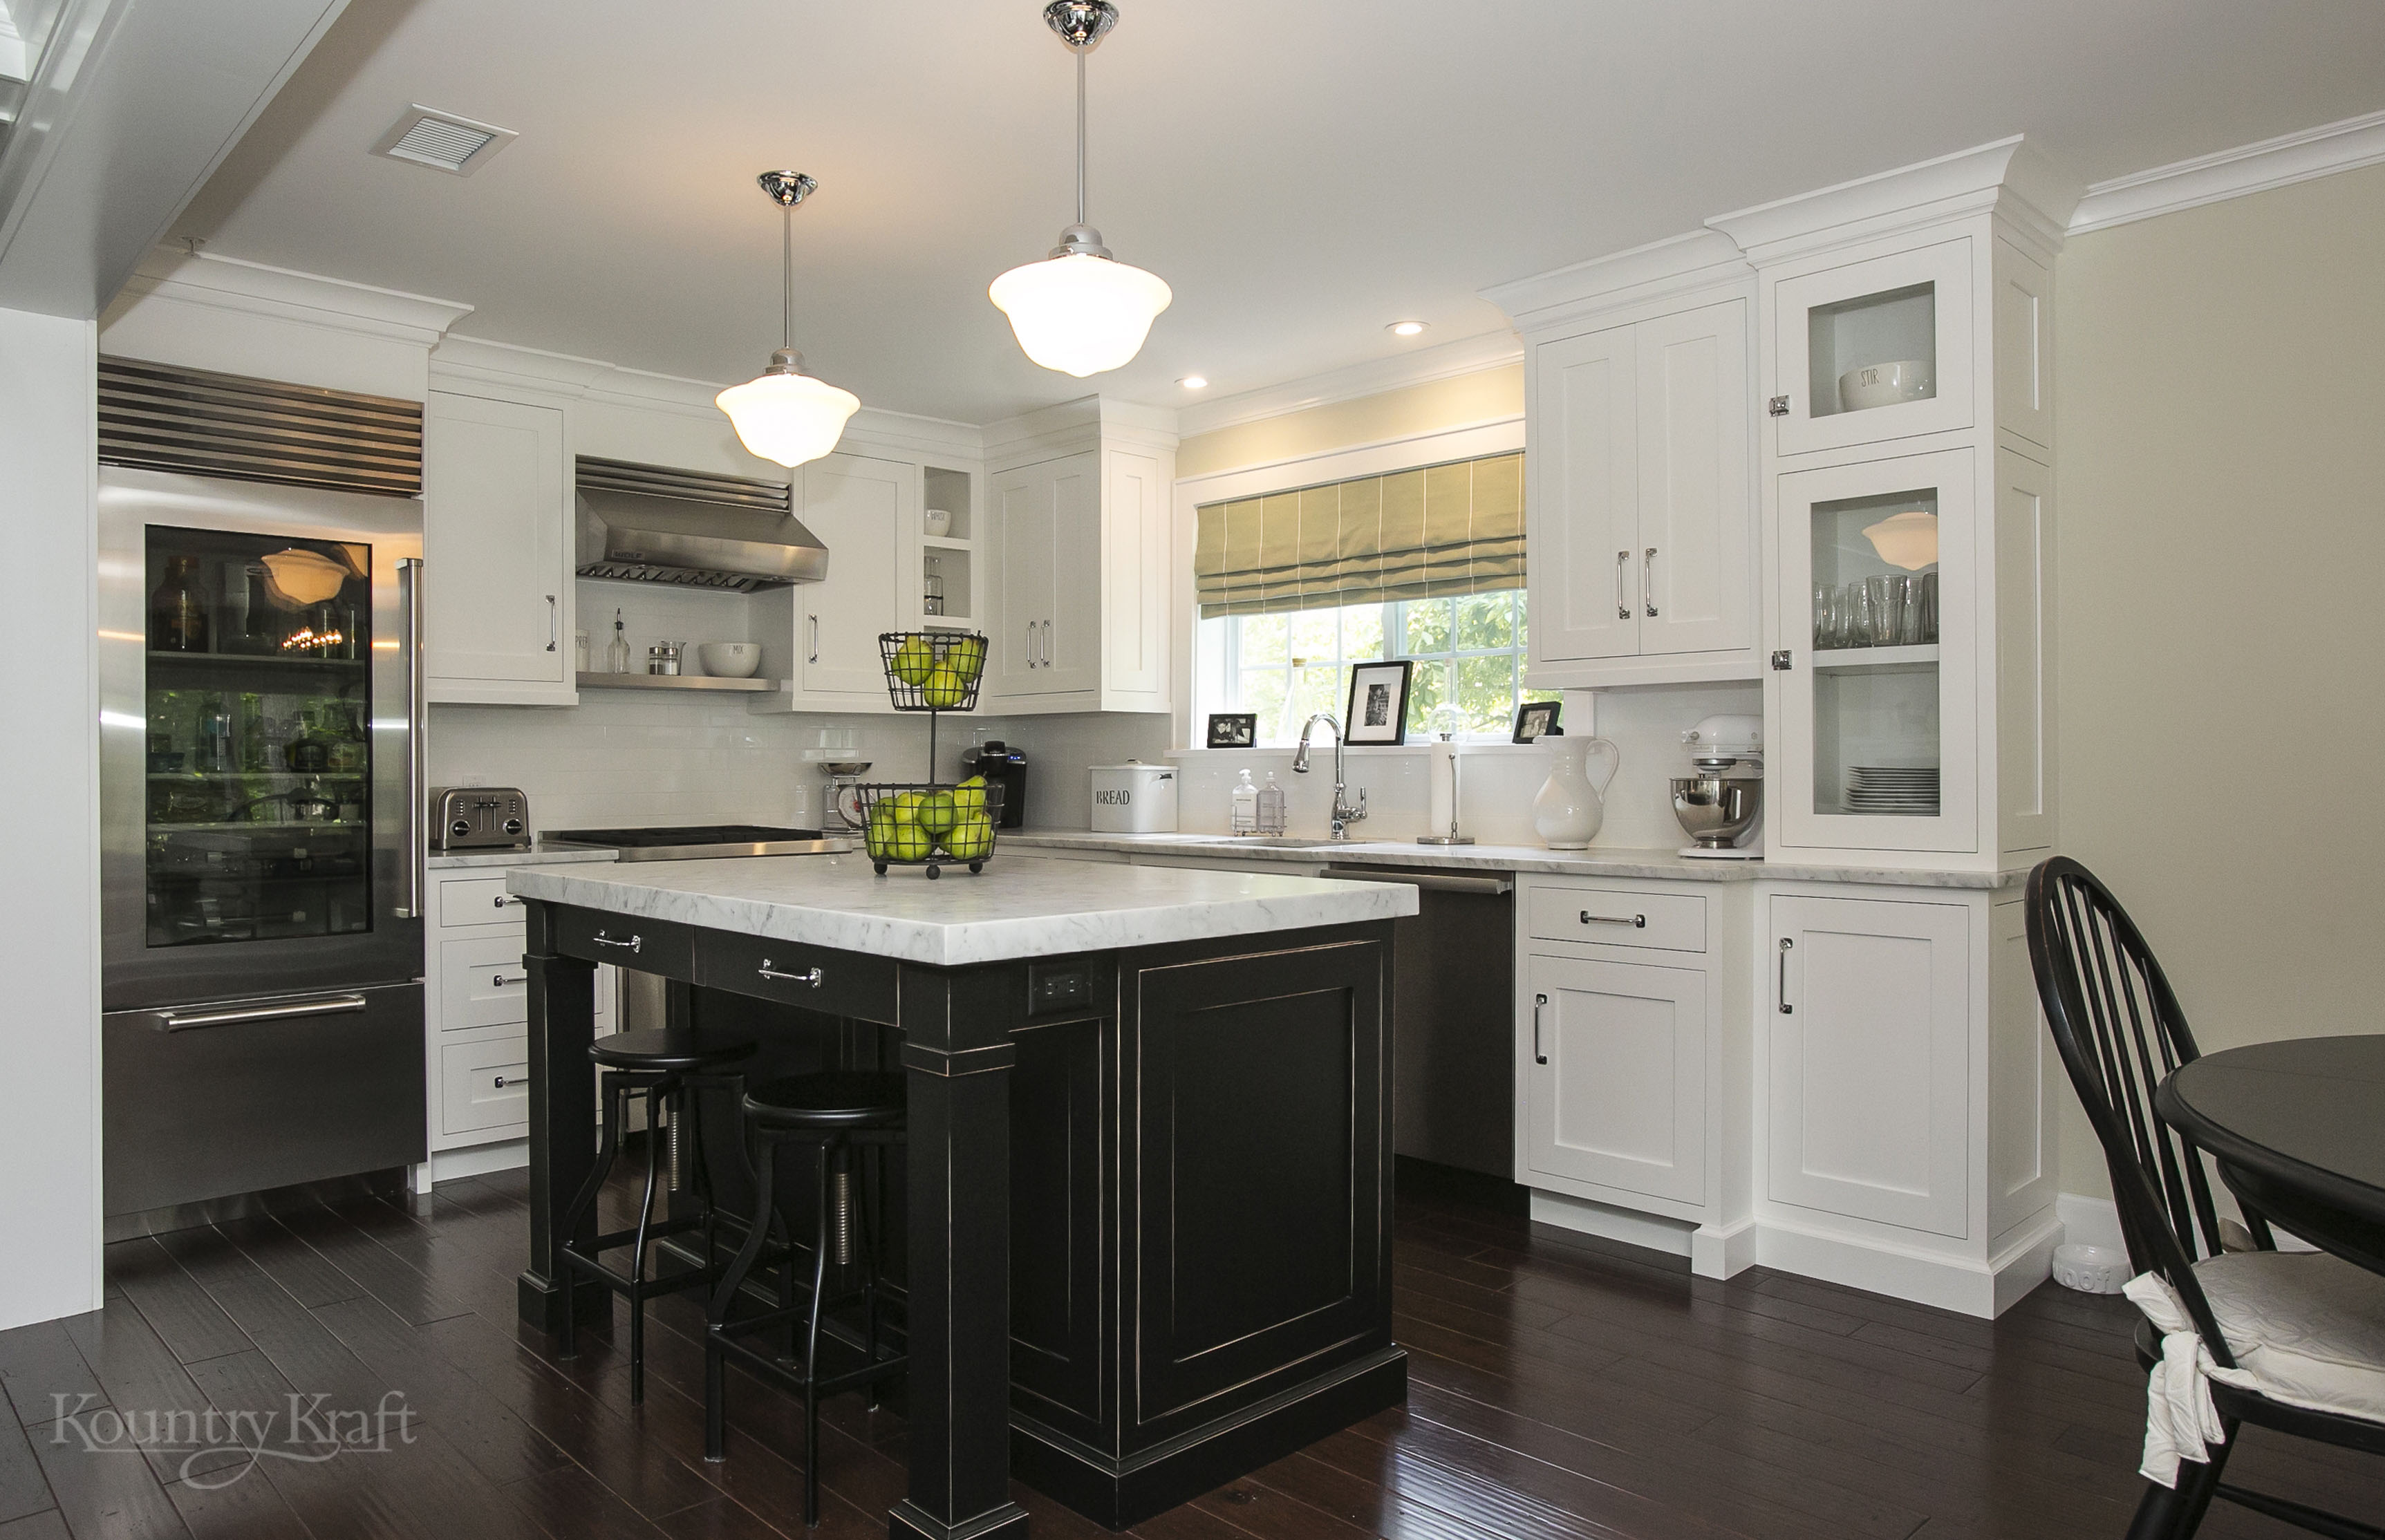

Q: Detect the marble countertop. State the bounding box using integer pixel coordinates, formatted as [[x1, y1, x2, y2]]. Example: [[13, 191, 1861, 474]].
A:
[[505, 852, 1420, 968], [428, 847, 621, 870], [1003, 829, 2031, 890]]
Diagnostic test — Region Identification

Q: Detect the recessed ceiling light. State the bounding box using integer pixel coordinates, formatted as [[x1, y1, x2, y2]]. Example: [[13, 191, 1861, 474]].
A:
[[1178, 376, 1208, 390], [1387, 321, 1428, 337], [370, 104, 517, 177]]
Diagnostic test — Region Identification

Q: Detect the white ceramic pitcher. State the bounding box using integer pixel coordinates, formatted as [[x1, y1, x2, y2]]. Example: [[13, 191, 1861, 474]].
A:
[[1532, 732, 1621, 849]]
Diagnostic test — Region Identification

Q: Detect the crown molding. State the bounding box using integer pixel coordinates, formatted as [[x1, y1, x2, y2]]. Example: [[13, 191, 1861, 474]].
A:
[[116, 248, 472, 343], [1173, 328, 1523, 438], [2068, 107, 2385, 236], [1482, 229, 1752, 337], [1707, 135, 2082, 265]]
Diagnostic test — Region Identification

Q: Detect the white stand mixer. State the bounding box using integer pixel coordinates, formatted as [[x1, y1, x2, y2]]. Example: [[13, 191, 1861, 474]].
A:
[[1672, 713, 1764, 860]]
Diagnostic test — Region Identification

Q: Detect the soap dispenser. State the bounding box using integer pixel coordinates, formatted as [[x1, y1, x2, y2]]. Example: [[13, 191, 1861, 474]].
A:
[[1231, 769, 1260, 835]]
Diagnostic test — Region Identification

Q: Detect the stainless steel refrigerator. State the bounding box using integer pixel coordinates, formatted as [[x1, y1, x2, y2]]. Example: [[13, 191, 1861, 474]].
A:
[[99, 449, 428, 1227]]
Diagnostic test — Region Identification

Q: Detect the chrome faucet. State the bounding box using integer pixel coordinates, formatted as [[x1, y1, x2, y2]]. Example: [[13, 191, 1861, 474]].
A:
[[1293, 713, 1368, 840]]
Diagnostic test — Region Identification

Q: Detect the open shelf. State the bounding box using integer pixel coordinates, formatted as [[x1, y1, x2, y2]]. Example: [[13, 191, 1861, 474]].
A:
[[574, 671, 776, 693], [923, 535, 975, 553]]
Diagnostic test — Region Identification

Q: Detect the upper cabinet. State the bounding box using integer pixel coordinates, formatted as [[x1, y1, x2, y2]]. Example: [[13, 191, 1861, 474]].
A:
[[422, 390, 574, 706], [1488, 234, 1759, 690], [1767, 239, 1974, 458], [981, 401, 1176, 715]]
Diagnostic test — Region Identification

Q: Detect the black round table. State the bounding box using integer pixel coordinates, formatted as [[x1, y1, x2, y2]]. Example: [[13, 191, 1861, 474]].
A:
[[2155, 1035, 2385, 1277]]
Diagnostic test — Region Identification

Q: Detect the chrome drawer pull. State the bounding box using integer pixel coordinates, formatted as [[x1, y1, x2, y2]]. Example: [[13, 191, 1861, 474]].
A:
[[1579, 910, 1646, 928], [489, 974, 522, 988], [493, 894, 524, 908], [591, 931, 642, 953], [158, 993, 368, 1031], [493, 1074, 531, 1089], [1533, 993, 1549, 1066], [1778, 937, 1795, 1014], [757, 959, 823, 987]]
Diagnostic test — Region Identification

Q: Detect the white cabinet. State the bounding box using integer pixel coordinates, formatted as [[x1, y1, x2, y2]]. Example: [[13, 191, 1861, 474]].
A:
[[1766, 893, 1970, 1237], [1524, 952, 1708, 1206], [422, 391, 572, 705], [789, 452, 910, 704], [982, 405, 1175, 715], [1521, 296, 1755, 688], [1767, 239, 1974, 458]]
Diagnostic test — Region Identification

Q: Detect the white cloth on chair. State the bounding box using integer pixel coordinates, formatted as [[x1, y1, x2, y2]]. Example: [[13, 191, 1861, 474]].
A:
[[2126, 1253, 2385, 1485]]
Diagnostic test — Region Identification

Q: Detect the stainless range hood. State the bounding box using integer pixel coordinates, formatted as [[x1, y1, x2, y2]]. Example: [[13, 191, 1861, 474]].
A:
[[574, 456, 827, 592]]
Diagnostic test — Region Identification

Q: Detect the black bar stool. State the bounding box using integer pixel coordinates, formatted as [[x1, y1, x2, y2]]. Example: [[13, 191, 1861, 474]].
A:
[[555, 1026, 759, 1402], [704, 1070, 908, 1525]]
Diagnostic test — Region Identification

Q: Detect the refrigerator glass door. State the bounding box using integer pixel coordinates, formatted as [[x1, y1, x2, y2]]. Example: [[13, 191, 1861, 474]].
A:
[[101, 468, 423, 1008]]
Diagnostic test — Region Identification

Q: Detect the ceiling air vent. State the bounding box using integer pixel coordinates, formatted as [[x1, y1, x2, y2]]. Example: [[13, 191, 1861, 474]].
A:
[[370, 104, 516, 177]]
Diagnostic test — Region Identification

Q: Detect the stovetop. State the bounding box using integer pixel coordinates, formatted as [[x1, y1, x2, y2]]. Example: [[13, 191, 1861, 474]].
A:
[[539, 825, 852, 861]]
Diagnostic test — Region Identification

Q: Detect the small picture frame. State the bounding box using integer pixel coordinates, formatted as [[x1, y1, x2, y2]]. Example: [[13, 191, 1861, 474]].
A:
[[1205, 713, 1257, 749], [1343, 660, 1413, 746], [1513, 699, 1562, 743]]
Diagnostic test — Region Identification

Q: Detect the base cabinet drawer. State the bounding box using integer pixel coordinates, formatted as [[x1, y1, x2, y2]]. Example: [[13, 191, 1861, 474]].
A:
[[440, 1031, 530, 1137], [1525, 883, 1707, 952], [436, 875, 526, 930], [438, 935, 532, 1030]]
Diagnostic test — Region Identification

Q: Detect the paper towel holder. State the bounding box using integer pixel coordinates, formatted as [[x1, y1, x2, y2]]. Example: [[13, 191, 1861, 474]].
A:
[[1416, 730, 1475, 846]]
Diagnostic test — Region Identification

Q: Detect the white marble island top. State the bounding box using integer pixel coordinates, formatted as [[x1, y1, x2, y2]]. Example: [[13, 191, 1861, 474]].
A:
[[505, 852, 1420, 968]]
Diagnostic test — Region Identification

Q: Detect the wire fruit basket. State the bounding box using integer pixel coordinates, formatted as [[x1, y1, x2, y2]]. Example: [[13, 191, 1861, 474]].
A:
[[853, 780, 1006, 878], [878, 631, 988, 712]]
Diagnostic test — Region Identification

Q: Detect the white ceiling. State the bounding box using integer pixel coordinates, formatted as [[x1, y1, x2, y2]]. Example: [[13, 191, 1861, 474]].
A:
[[176, 0, 2385, 425]]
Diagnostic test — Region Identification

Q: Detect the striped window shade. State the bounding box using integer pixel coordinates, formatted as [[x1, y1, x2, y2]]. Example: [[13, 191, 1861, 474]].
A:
[[1194, 451, 1524, 618]]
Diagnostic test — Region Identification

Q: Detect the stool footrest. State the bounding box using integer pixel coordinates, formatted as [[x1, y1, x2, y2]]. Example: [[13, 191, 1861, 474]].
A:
[[561, 1249, 724, 1300], [708, 1320, 906, 1399]]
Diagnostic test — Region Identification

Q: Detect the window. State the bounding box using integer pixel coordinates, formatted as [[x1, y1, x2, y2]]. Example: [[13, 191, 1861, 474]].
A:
[[1197, 589, 1556, 744]]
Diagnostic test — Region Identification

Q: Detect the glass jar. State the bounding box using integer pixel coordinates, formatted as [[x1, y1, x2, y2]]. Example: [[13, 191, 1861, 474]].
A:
[[150, 556, 209, 652]]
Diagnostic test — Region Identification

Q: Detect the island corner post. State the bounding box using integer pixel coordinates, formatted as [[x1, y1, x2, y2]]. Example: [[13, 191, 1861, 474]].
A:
[[514, 875, 1406, 1539]]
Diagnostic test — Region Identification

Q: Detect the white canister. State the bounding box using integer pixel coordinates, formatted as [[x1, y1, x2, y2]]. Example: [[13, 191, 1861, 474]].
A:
[[1089, 762, 1178, 834]]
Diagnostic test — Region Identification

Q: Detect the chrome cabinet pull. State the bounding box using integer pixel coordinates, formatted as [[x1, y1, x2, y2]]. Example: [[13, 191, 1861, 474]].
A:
[[1778, 937, 1795, 1014], [591, 931, 642, 953], [493, 894, 524, 908], [1614, 550, 1631, 621], [1026, 621, 1037, 667], [1041, 619, 1052, 666], [1579, 910, 1646, 928], [808, 615, 820, 664], [757, 959, 823, 987], [493, 1073, 530, 1089], [545, 594, 558, 652], [1643, 547, 1658, 618], [1533, 993, 1549, 1066], [396, 558, 424, 919], [158, 993, 368, 1032], [489, 973, 521, 988]]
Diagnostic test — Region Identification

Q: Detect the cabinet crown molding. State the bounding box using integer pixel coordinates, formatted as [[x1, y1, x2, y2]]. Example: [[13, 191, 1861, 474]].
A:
[[1705, 135, 2082, 265], [1482, 229, 1752, 335], [983, 393, 1179, 468], [2068, 106, 2385, 235], [113, 247, 474, 343]]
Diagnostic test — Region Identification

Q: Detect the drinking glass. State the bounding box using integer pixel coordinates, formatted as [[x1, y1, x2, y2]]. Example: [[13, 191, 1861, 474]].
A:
[[1865, 574, 1900, 646], [1813, 584, 1833, 649], [1895, 574, 1926, 644], [1919, 571, 1939, 642], [1849, 579, 1878, 648]]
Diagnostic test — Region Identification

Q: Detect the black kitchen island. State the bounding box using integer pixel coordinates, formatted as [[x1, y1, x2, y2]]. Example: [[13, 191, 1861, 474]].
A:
[[507, 852, 1416, 1538]]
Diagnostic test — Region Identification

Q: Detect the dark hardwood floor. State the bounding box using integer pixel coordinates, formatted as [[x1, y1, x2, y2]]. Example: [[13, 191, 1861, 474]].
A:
[[1, 1164, 2376, 1540]]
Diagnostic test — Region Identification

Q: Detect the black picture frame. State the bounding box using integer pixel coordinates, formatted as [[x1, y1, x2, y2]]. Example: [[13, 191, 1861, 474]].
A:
[[1343, 659, 1413, 745], [1205, 713, 1257, 749], [1513, 699, 1562, 743]]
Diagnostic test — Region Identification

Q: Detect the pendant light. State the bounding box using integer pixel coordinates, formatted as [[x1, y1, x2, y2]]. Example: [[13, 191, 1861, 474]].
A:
[[989, 1, 1171, 377], [716, 171, 860, 468]]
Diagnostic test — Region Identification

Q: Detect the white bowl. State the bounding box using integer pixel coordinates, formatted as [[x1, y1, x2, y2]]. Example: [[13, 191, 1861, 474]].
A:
[[1838, 359, 1933, 413], [697, 641, 761, 678], [924, 508, 953, 538], [2051, 1242, 2132, 1294]]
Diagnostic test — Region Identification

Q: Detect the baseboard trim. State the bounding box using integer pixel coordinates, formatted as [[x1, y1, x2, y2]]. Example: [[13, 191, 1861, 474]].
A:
[[427, 1139, 529, 1185], [1752, 1208, 2062, 1318]]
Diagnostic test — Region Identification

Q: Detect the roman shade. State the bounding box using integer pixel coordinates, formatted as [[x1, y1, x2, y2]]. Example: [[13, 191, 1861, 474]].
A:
[[1194, 451, 1524, 618]]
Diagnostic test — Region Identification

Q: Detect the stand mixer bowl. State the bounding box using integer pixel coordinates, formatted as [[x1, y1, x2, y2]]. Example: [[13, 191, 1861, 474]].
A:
[[1672, 776, 1763, 851]]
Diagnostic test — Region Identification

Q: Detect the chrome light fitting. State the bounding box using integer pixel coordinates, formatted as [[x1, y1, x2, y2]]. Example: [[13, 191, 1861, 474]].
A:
[[989, 0, 1171, 377], [716, 171, 860, 469]]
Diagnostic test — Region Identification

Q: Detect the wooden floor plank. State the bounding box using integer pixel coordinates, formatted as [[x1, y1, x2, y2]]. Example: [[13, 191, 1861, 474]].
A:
[[0, 1394, 55, 1528]]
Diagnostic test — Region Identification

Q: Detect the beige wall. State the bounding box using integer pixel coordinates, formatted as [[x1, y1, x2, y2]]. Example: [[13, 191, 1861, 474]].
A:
[[2052, 161, 2385, 1198], [1176, 364, 1523, 479]]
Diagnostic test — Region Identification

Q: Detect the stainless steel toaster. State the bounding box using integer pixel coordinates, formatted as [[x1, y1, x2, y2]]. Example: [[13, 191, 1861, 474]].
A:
[[429, 787, 530, 851]]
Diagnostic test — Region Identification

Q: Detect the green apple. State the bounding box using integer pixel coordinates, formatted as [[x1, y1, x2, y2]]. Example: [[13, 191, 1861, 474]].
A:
[[921, 666, 969, 708], [942, 814, 995, 860], [889, 636, 935, 686], [917, 790, 957, 835], [890, 791, 926, 823], [946, 636, 988, 683]]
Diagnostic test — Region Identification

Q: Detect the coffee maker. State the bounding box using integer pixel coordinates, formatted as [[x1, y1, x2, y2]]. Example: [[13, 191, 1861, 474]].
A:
[[960, 740, 1029, 829], [1671, 713, 1764, 859]]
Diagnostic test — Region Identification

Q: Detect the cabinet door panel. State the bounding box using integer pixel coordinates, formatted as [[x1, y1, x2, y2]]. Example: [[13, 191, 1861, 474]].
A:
[[796, 453, 908, 698], [1636, 301, 1751, 657], [1101, 447, 1168, 700], [1773, 238, 1974, 458], [1524, 953, 1705, 1205], [1528, 325, 1638, 664], [987, 454, 1095, 699], [1042, 455, 1101, 694], [1768, 895, 1968, 1237], [424, 391, 567, 691]]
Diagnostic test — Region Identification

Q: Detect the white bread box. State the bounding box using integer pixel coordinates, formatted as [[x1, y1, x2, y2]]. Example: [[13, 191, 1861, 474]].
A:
[[1089, 762, 1178, 834]]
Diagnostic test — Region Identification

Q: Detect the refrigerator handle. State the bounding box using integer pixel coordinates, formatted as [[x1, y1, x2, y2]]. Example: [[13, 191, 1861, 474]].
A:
[[397, 558, 425, 919]]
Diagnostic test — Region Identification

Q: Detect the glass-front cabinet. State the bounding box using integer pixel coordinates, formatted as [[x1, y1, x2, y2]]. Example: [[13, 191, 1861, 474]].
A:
[[142, 524, 377, 946], [1771, 239, 1973, 458], [1774, 448, 1976, 853]]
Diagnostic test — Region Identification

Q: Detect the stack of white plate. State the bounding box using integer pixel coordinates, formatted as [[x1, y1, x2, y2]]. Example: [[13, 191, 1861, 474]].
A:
[[1846, 764, 1940, 815]]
